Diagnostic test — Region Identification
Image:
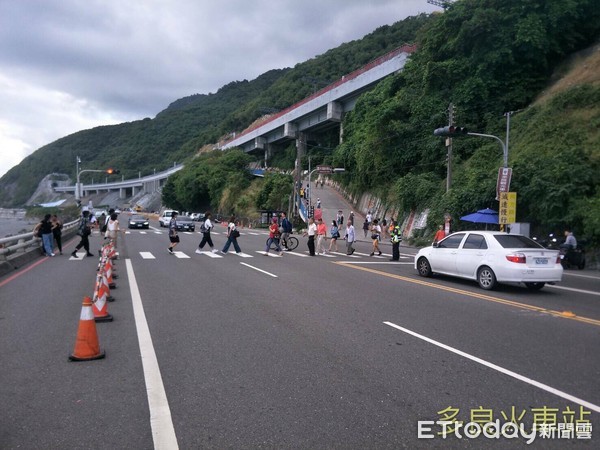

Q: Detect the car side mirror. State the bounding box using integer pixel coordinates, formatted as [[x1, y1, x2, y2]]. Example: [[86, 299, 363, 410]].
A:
[[432, 242, 439, 248]]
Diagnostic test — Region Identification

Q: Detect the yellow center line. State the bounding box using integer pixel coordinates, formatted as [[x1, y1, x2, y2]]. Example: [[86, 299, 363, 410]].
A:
[[333, 262, 600, 327]]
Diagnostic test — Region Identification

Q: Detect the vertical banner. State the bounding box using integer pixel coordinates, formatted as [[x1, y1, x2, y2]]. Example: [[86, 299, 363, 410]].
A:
[[496, 167, 513, 199], [499, 192, 517, 225]]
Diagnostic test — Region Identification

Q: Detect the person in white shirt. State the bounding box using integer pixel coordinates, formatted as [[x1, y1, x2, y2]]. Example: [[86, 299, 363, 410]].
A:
[[303, 218, 317, 256], [195, 211, 217, 253], [345, 219, 355, 255]]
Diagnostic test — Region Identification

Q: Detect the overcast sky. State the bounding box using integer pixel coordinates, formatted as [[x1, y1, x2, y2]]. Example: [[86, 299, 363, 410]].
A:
[[0, 0, 437, 178]]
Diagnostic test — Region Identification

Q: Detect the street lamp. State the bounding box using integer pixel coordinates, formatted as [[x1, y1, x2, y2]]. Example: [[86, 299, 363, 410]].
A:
[[76, 167, 120, 201]]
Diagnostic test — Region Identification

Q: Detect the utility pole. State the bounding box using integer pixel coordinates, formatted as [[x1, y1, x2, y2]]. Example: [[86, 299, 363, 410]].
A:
[[446, 103, 454, 192]]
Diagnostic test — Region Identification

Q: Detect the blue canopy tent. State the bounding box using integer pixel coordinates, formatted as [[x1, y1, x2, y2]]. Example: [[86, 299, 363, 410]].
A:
[[460, 208, 499, 230]]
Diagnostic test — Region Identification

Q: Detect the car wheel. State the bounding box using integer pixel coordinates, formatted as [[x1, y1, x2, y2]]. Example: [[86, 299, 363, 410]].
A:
[[417, 257, 432, 277], [477, 266, 497, 290], [525, 282, 545, 291]]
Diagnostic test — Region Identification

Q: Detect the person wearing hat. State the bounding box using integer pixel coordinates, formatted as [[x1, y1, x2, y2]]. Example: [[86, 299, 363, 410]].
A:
[[265, 217, 283, 256], [71, 210, 94, 257]]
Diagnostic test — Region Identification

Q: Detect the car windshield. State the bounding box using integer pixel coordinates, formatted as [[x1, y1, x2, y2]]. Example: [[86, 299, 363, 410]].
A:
[[131, 216, 145, 221], [179, 218, 193, 223], [494, 234, 544, 249]]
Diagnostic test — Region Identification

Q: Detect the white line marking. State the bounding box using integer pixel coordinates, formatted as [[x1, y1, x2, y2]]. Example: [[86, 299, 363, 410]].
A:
[[281, 251, 309, 257], [173, 251, 190, 259], [331, 251, 360, 258], [125, 260, 179, 448], [140, 231, 147, 234], [240, 262, 278, 277], [546, 285, 600, 297], [231, 252, 253, 258], [256, 251, 283, 257], [139, 252, 155, 259], [338, 261, 414, 265], [562, 272, 600, 280], [197, 251, 223, 258], [383, 321, 600, 413]]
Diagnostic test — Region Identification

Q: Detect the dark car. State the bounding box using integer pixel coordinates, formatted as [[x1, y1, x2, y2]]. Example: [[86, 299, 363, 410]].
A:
[[128, 215, 149, 229], [176, 217, 196, 232]]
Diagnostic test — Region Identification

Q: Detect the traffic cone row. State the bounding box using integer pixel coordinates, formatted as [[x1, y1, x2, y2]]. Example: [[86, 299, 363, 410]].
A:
[[69, 242, 119, 362]]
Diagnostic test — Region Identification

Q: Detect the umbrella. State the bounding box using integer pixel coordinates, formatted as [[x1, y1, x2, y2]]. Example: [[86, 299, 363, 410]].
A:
[[460, 208, 499, 225]]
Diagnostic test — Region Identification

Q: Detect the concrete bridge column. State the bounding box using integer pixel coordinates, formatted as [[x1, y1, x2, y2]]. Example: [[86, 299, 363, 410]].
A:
[[293, 132, 307, 216]]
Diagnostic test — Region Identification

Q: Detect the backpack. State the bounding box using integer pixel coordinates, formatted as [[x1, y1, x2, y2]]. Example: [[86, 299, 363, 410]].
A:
[[199, 222, 208, 233]]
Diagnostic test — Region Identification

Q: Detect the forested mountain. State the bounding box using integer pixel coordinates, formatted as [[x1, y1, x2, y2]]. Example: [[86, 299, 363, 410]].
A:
[[0, 13, 431, 206]]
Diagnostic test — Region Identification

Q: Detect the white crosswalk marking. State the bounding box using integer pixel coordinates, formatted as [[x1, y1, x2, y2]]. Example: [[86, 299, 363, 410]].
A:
[[140, 231, 147, 234], [231, 252, 253, 258], [256, 251, 283, 257], [331, 251, 360, 258], [197, 251, 223, 258], [140, 252, 155, 259], [281, 251, 309, 257], [173, 251, 190, 259]]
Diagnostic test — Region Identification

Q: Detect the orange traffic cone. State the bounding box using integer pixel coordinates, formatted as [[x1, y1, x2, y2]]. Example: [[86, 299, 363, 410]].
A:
[[104, 258, 116, 289], [93, 274, 113, 322], [101, 267, 115, 302], [69, 297, 105, 361]]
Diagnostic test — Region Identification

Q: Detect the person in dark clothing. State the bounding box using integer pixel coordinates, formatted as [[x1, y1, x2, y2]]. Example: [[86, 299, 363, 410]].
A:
[[39, 214, 55, 256], [71, 210, 94, 257], [51, 214, 63, 255]]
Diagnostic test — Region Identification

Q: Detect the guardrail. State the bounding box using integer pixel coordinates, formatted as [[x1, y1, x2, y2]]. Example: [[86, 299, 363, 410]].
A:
[[0, 219, 79, 261]]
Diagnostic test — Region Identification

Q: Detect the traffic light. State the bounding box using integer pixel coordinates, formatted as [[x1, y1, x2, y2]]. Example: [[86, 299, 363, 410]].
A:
[[106, 168, 120, 175], [433, 126, 469, 136]]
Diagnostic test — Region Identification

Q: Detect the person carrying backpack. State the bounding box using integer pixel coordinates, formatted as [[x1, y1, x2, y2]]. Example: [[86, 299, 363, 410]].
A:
[[196, 211, 217, 254]]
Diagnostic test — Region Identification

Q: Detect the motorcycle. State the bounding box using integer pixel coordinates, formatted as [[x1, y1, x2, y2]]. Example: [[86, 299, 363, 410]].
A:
[[532, 233, 586, 270], [559, 241, 586, 270]]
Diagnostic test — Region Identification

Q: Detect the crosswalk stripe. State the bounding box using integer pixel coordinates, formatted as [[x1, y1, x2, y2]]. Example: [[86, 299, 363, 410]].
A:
[[173, 251, 190, 259], [232, 252, 253, 258], [281, 251, 309, 257], [331, 251, 360, 258], [197, 251, 223, 258], [256, 251, 283, 257], [140, 252, 155, 259]]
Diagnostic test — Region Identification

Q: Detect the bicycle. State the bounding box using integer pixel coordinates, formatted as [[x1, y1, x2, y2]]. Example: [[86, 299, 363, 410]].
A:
[[266, 234, 299, 251]]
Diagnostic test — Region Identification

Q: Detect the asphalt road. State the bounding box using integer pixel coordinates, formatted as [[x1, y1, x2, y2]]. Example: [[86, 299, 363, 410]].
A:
[[1, 216, 599, 449]]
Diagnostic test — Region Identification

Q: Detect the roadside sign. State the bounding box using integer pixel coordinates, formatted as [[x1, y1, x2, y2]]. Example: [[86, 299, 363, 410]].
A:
[[316, 165, 333, 174], [496, 167, 512, 199], [499, 192, 517, 224]]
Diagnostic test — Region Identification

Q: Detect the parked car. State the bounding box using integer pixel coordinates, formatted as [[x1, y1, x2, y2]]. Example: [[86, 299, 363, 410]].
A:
[[414, 231, 563, 291], [175, 216, 195, 232], [159, 210, 179, 227], [190, 213, 205, 221], [128, 215, 149, 229]]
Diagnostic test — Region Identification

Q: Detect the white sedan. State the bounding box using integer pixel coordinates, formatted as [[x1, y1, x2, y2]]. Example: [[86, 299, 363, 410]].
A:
[[414, 231, 563, 291]]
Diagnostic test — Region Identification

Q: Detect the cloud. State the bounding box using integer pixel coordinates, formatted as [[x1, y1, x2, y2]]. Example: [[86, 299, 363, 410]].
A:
[[0, 0, 437, 177]]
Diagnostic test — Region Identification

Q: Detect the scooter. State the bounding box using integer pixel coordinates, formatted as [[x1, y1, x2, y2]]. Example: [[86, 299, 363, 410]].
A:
[[559, 242, 586, 270]]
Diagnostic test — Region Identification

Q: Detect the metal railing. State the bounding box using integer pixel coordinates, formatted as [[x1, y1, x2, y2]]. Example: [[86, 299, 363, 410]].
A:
[[0, 219, 79, 260]]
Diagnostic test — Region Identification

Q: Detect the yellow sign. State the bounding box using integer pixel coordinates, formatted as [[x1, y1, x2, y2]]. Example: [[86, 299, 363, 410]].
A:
[[499, 192, 517, 224]]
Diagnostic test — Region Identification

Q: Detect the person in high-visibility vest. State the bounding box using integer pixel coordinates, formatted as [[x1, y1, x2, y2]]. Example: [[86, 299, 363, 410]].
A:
[[389, 220, 402, 261]]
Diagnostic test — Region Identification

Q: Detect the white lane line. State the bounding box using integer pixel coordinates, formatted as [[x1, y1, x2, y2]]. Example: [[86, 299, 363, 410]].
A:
[[562, 272, 600, 280], [338, 261, 413, 265], [240, 262, 278, 278], [125, 259, 179, 448], [383, 321, 600, 413], [546, 285, 600, 297], [139, 252, 155, 259]]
